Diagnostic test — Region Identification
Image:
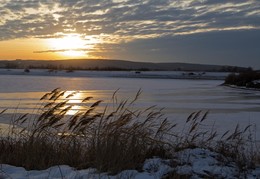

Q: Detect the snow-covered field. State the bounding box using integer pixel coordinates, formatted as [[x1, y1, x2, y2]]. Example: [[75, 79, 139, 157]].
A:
[[0, 69, 229, 80], [1, 72, 260, 178]]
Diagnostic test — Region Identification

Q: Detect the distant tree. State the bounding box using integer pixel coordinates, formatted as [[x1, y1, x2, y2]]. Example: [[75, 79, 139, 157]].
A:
[[246, 67, 253, 72], [66, 66, 75, 73], [224, 70, 260, 88], [224, 73, 237, 84], [24, 68, 30, 73], [137, 68, 150, 71], [46, 64, 58, 70], [5, 62, 18, 69], [59, 64, 64, 70]]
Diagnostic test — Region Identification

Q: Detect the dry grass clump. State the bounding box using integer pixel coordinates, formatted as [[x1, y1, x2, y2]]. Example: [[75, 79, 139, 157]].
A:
[[165, 110, 260, 176], [215, 124, 259, 173], [0, 89, 175, 173], [0, 88, 259, 175], [177, 112, 260, 174], [173, 110, 215, 151]]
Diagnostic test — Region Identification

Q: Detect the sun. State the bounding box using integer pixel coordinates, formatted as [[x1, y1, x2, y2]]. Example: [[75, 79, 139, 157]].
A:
[[47, 33, 88, 57]]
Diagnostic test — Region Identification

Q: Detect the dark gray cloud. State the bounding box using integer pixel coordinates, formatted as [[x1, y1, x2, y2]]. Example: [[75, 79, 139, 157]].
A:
[[94, 30, 260, 68], [85, 29, 260, 68], [0, 0, 260, 67], [1, 0, 259, 39]]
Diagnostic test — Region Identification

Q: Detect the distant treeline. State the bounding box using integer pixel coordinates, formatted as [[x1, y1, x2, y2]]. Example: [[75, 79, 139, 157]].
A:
[[0, 60, 253, 72], [1, 62, 150, 71], [26, 65, 151, 72]]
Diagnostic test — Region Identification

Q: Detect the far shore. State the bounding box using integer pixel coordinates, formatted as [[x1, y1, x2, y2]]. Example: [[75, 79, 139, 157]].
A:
[[222, 84, 260, 91], [0, 68, 229, 80]]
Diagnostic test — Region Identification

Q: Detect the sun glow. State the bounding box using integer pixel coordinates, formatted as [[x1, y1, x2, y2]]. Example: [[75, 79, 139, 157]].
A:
[[47, 33, 98, 58], [62, 50, 86, 57]]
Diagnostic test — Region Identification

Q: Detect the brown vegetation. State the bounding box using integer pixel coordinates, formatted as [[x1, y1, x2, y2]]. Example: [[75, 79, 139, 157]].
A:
[[224, 70, 260, 88], [0, 89, 259, 176]]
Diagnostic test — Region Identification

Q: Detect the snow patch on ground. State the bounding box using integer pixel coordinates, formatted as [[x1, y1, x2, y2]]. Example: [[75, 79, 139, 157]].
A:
[[1, 148, 260, 179]]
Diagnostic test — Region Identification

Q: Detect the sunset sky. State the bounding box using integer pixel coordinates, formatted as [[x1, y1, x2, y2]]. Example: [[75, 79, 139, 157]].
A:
[[0, 0, 260, 68]]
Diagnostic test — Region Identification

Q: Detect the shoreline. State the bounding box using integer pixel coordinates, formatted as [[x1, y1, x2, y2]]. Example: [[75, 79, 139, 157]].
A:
[[222, 84, 260, 91], [0, 69, 228, 80]]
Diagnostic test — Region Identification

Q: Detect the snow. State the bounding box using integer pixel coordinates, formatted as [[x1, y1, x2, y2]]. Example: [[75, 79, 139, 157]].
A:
[[1, 148, 260, 178], [253, 80, 260, 84], [0, 69, 229, 80]]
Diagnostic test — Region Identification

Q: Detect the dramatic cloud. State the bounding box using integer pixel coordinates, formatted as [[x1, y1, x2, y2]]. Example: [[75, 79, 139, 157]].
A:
[[0, 0, 260, 67], [1, 0, 259, 40], [96, 30, 260, 68]]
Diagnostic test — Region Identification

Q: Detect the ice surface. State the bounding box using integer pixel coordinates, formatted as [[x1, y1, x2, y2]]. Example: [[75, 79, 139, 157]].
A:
[[1, 72, 260, 178], [0, 74, 260, 138]]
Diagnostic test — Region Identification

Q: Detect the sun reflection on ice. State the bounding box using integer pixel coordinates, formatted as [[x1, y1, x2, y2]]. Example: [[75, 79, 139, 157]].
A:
[[63, 91, 103, 115], [63, 91, 84, 115]]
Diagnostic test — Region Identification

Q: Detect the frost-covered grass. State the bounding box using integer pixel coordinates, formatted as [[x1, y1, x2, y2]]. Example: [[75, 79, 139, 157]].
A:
[[0, 89, 260, 178]]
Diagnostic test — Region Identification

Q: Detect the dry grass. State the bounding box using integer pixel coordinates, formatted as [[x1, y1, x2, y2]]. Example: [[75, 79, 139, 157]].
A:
[[0, 89, 175, 173], [0, 89, 259, 176], [215, 124, 259, 173]]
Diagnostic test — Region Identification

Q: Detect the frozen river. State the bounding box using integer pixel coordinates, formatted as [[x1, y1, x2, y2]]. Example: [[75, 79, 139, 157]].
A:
[[0, 74, 260, 138]]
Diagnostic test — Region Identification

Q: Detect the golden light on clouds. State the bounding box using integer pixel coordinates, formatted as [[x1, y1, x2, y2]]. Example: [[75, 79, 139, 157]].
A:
[[61, 50, 86, 57], [0, 38, 53, 60], [48, 34, 86, 50], [0, 33, 103, 60], [47, 34, 86, 57], [0, 0, 259, 66]]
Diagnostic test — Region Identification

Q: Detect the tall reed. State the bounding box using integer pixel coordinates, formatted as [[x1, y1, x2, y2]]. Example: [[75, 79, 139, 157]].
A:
[[0, 89, 175, 173], [0, 89, 259, 176]]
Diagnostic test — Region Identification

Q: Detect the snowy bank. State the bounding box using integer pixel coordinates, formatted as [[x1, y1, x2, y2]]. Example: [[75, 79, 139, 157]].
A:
[[1, 148, 260, 179]]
